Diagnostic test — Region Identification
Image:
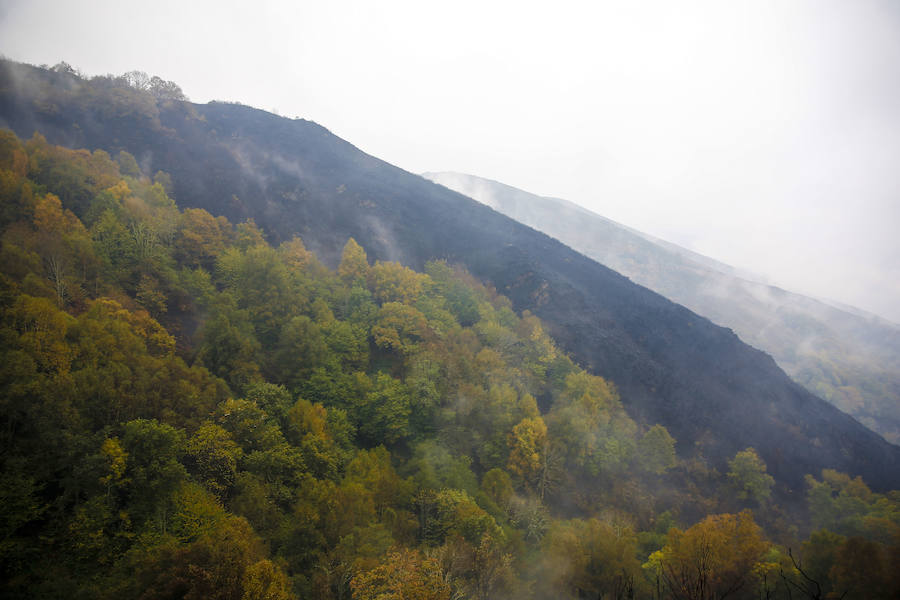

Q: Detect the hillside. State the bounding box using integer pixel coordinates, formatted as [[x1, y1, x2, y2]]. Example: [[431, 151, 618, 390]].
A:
[[1, 59, 898, 496], [3, 133, 898, 598], [422, 172, 900, 444]]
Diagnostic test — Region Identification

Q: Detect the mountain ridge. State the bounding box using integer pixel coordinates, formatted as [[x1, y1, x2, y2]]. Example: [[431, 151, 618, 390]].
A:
[[1, 59, 897, 492]]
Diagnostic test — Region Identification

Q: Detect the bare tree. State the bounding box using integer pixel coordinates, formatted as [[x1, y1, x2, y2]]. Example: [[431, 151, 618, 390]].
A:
[[612, 570, 635, 600], [44, 253, 68, 307], [536, 439, 563, 501], [778, 548, 848, 600]]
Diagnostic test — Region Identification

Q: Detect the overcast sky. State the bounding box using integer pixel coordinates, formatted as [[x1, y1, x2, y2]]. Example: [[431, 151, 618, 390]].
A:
[[2, 0, 899, 322]]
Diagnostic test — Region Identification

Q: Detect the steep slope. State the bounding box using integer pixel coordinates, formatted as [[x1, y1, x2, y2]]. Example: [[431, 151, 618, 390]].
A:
[[2, 59, 898, 492], [422, 172, 900, 444]]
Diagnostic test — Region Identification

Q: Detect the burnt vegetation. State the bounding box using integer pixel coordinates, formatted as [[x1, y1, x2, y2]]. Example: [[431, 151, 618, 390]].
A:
[[0, 60, 898, 598]]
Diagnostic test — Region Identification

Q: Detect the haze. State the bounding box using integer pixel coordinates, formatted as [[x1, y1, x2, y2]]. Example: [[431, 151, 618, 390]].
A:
[[2, 0, 898, 322]]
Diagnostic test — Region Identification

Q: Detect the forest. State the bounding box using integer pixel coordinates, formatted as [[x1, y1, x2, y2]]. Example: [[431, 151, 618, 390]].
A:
[[3, 58, 897, 497], [0, 130, 898, 599]]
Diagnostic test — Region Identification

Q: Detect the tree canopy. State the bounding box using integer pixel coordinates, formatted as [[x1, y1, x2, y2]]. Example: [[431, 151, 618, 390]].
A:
[[0, 130, 897, 599]]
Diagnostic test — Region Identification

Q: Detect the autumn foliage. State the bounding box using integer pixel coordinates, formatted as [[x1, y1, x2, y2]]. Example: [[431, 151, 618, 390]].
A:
[[0, 130, 897, 599]]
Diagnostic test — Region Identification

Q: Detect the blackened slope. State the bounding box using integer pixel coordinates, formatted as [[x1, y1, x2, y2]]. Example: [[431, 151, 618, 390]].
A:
[[1, 60, 897, 491], [422, 172, 900, 445]]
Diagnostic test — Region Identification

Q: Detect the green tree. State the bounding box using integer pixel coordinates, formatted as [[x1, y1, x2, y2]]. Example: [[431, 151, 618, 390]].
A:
[[215, 399, 282, 454], [322, 318, 369, 370], [185, 423, 243, 499], [805, 469, 875, 537], [115, 150, 142, 178], [121, 418, 187, 528], [357, 373, 412, 447], [216, 245, 298, 347], [481, 468, 514, 509], [637, 424, 677, 475], [425, 260, 480, 326], [547, 371, 636, 479], [286, 397, 344, 480], [197, 302, 263, 393], [406, 440, 479, 495], [727, 448, 774, 505], [414, 488, 499, 547], [116, 515, 284, 600], [269, 315, 328, 390], [243, 382, 294, 427]]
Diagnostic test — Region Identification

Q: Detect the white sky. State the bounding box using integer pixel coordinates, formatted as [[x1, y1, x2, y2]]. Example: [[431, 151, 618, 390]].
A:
[[2, 0, 899, 322]]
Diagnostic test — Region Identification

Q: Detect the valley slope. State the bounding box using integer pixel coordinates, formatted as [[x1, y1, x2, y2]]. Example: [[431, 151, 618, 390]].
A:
[[2, 59, 898, 492], [422, 172, 900, 444]]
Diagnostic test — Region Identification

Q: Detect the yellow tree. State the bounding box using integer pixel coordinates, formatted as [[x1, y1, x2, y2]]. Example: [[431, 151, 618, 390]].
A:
[[350, 548, 451, 600], [278, 236, 314, 271], [647, 511, 768, 600], [32, 192, 96, 307], [242, 559, 293, 600], [174, 207, 232, 268], [369, 260, 429, 305], [507, 416, 548, 488], [338, 238, 370, 282], [7, 294, 74, 374], [371, 302, 430, 355], [235, 218, 267, 250]]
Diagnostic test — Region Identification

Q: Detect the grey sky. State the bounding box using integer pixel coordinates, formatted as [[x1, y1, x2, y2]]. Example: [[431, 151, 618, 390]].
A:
[[2, 0, 899, 322]]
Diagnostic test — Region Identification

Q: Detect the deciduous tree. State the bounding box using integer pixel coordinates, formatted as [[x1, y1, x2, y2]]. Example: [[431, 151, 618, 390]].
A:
[[351, 548, 451, 600], [647, 511, 768, 600], [727, 448, 774, 505]]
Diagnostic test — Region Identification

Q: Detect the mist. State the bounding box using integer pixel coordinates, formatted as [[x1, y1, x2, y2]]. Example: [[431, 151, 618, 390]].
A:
[[1, 0, 899, 321], [423, 171, 900, 444]]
